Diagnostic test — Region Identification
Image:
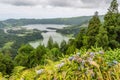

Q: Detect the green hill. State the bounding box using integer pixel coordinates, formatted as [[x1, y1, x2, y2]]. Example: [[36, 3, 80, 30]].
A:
[[0, 15, 104, 28]]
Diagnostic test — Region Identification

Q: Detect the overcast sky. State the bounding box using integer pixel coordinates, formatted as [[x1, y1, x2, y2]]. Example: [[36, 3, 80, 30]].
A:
[[0, 0, 120, 20]]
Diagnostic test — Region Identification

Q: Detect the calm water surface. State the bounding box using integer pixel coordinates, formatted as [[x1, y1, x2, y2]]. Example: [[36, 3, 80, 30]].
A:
[[22, 24, 70, 48]]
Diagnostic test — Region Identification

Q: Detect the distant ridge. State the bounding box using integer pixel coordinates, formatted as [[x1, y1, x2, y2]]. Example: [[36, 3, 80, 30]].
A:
[[0, 15, 104, 28]]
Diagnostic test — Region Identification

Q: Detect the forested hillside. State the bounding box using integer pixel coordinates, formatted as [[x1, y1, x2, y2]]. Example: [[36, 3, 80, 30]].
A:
[[0, 15, 104, 28], [0, 0, 120, 80], [0, 29, 43, 57]]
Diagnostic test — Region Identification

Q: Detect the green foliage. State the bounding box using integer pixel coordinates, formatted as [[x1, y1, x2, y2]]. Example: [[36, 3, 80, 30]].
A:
[[44, 48, 62, 61], [47, 36, 54, 49], [66, 45, 76, 55], [75, 12, 102, 49], [0, 0, 120, 79], [0, 29, 43, 57], [53, 42, 59, 49], [95, 26, 109, 49], [87, 12, 101, 36], [14, 53, 29, 67], [18, 44, 34, 54], [87, 11, 101, 47], [14, 44, 34, 67], [75, 0, 120, 49], [60, 40, 68, 54], [109, 0, 119, 13], [8, 48, 120, 80], [14, 44, 48, 68], [104, 0, 120, 48], [28, 45, 47, 67], [75, 28, 87, 49], [0, 53, 14, 75]]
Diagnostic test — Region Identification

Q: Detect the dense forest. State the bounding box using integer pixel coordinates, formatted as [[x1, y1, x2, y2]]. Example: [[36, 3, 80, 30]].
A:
[[0, 29, 43, 57], [56, 24, 88, 37], [0, 0, 120, 79]]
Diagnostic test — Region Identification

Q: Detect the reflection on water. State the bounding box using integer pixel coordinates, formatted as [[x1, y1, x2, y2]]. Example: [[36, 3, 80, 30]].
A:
[[22, 24, 70, 48], [42, 32, 69, 46]]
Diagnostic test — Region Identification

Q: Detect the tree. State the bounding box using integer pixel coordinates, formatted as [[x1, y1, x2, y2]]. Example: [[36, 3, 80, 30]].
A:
[[116, 25, 120, 43], [66, 45, 76, 55], [104, 0, 120, 48], [104, 0, 119, 27], [95, 26, 109, 49], [87, 11, 101, 47], [45, 48, 61, 61], [0, 53, 14, 74], [68, 39, 76, 46], [28, 45, 47, 67], [18, 44, 34, 54], [14, 44, 34, 67], [60, 40, 68, 54], [108, 0, 118, 13], [47, 36, 54, 49], [53, 42, 59, 49], [14, 53, 28, 67], [75, 28, 86, 49]]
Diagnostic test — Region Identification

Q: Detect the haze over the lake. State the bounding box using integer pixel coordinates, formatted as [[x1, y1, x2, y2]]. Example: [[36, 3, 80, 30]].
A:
[[0, 0, 120, 20]]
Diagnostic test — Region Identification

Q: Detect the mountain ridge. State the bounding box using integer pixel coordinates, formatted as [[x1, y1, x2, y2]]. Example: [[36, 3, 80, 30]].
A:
[[0, 15, 104, 28]]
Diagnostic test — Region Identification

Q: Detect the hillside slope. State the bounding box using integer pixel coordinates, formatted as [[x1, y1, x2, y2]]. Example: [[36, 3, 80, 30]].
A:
[[0, 15, 104, 28]]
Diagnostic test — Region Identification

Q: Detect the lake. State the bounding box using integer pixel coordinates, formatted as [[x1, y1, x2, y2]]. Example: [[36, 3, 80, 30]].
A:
[[22, 24, 70, 48]]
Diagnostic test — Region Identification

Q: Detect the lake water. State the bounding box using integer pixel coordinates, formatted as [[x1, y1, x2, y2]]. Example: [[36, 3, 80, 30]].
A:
[[22, 24, 70, 48]]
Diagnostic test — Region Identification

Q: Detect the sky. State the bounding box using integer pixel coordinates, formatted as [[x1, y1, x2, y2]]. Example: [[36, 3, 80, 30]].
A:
[[0, 0, 120, 20]]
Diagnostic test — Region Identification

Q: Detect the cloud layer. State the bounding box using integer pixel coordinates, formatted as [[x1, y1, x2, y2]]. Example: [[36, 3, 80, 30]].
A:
[[1, 0, 120, 8], [0, 0, 119, 20]]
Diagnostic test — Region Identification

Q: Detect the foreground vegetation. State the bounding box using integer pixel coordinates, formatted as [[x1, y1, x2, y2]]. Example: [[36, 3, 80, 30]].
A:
[[1, 48, 120, 80]]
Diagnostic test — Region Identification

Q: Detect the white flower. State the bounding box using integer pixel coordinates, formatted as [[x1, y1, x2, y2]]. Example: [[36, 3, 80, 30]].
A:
[[69, 56, 74, 61], [99, 50, 104, 54], [89, 52, 95, 57], [36, 69, 44, 75], [81, 60, 85, 66], [76, 52, 80, 56], [57, 62, 65, 69], [21, 78, 24, 80], [87, 57, 93, 61], [113, 60, 118, 65]]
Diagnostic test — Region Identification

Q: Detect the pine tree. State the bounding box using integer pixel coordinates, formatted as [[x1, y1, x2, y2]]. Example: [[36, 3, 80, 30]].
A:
[[104, 0, 120, 48], [60, 40, 68, 54], [95, 26, 109, 49], [104, 0, 119, 27], [53, 42, 59, 49], [47, 36, 54, 49], [108, 0, 119, 13], [75, 28, 86, 49], [87, 11, 101, 47]]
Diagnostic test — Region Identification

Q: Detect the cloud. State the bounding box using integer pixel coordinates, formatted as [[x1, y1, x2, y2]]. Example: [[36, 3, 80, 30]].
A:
[[0, 0, 120, 8], [0, 0, 41, 6]]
